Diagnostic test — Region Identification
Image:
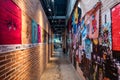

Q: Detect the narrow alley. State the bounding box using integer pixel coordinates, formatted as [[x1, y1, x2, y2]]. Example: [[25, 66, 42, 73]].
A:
[[0, 0, 120, 80], [40, 48, 85, 80]]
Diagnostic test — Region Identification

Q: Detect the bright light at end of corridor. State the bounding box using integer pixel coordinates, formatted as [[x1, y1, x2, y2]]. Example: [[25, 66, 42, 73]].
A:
[[52, 0, 54, 2]]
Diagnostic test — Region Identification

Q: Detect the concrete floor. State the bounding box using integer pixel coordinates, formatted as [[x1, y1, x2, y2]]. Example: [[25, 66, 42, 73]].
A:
[[40, 49, 84, 80]]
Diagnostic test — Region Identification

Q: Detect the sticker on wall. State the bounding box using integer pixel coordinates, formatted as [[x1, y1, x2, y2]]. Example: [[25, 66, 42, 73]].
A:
[[74, 7, 78, 24], [93, 38, 98, 45], [89, 10, 99, 39], [37, 24, 41, 43], [81, 24, 87, 40], [80, 19, 86, 40], [85, 38, 92, 60], [0, 0, 21, 44], [32, 19, 38, 43], [101, 9, 111, 48]]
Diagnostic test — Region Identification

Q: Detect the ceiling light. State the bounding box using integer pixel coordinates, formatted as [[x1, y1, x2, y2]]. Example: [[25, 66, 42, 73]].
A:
[[48, 8, 51, 11]]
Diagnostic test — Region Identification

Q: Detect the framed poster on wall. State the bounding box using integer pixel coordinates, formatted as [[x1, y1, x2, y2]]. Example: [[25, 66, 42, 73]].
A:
[[0, 0, 21, 44], [37, 24, 41, 43], [111, 3, 120, 51], [89, 9, 99, 39], [32, 19, 38, 43], [101, 9, 111, 48]]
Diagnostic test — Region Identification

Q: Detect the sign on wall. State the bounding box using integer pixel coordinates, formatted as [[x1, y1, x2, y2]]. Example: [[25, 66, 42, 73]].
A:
[[89, 9, 99, 39], [0, 0, 21, 44], [101, 9, 111, 48], [32, 19, 38, 43], [112, 3, 120, 51], [85, 38, 92, 60], [37, 24, 41, 43]]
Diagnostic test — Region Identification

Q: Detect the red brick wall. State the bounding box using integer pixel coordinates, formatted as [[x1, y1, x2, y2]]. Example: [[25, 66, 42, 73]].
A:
[[0, 0, 53, 80], [0, 45, 50, 80]]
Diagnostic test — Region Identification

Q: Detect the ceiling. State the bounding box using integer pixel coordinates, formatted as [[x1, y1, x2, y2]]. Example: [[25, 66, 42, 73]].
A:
[[40, 0, 68, 34]]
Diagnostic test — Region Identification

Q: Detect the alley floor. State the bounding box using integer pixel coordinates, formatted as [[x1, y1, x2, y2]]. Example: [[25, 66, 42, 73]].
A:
[[40, 49, 85, 80]]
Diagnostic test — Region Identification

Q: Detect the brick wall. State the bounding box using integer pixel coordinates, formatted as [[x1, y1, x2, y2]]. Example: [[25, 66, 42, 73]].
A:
[[0, 45, 49, 80], [0, 0, 53, 80]]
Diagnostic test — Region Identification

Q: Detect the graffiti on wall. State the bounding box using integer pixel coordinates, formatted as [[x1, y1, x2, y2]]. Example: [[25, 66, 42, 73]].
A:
[[101, 9, 112, 49], [72, 15, 77, 34], [0, 0, 21, 44], [81, 19, 88, 40], [85, 38, 92, 60], [89, 10, 99, 39]]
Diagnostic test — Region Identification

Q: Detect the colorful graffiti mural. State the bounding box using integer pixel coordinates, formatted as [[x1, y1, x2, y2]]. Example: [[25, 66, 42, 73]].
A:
[[89, 10, 99, 39], [101, 9, 112, 49], [85, 38, 92, 60], [67, 1, 120, 80]]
